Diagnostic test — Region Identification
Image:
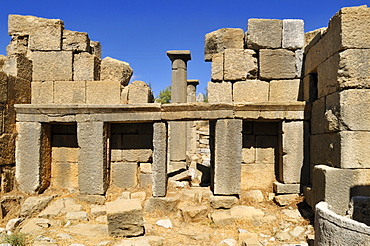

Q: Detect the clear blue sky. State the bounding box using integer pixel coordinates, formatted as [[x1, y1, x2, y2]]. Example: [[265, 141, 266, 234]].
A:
[[0, 0, 368, 97]]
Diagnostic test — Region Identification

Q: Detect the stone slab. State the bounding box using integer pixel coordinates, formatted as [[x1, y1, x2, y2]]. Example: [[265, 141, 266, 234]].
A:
[[269, 79, 300, 102], [86, 81, 121, 104], [224, 49, 257, 81], [233, 80, 269, 103], [282, 19, 304, 49], [259, 49, 296, 80], [273, 182, 301, 194], [54, 81, 86, 104], [111, 162, 138, 189], [32, 51, 73, 81], [247, 19, 282, 49], [31, 81, 54, 104], [208, 81, 232, 103]]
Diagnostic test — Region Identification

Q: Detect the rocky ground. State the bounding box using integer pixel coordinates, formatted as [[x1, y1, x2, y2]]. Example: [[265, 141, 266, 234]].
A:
[[0, 186, 315, 246]]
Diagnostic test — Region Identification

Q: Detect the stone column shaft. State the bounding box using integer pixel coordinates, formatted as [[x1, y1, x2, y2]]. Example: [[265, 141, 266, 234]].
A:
[[152, 122, 167, 197]]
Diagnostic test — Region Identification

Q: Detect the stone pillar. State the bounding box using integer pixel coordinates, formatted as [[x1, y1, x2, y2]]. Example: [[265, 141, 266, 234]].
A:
[[15, 122, 51, 194], [77, 121, 108, 195], [152, 122, 167, 197], [167, 51, 191, 171], [213, 119, 242, 195], [187, 79, 199, 103], [186, 80, 199, 173]]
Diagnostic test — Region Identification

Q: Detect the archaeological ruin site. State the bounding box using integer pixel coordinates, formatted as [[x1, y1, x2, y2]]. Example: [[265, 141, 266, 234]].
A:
[[0, 5, 370, 246]]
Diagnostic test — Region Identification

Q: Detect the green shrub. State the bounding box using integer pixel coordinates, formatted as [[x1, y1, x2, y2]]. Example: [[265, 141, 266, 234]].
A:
[[2, 232, 26, 246]]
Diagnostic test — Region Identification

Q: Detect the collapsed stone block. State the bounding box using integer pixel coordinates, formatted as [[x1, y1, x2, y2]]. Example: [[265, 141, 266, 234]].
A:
[[106, 199, 144, 237], [211, 53, 223, 81], [259, 49, 296, 79], [86, 81, 121, 104], [233, 80, 269, 103], [31, 81, 53, 104], [3, 54, 32, 81], [73, 52, 100, 81], [6, 35, 28, 56], [128, 81, 153, 103], [100, 57, 133, 86], [111, 162, 138, 189], [54, 81, 86, 104], [282, 19, 304, 49], [62, 30, 90, 52], [204, 28, 244, 61], [224, 49, 257, 81], [246, 19, 282, 49], [214, 119, 242, 195], [8, 15, 64, 51], [317, 49, 370, 98], [208, 81, 232, 103], [269, 79, 300, 102], [32, 51, 73, 81], [90, 41, 102, 59]]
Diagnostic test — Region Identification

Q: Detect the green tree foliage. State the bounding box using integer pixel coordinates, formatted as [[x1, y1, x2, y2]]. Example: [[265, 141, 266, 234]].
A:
[[155, 86, 171, 104]]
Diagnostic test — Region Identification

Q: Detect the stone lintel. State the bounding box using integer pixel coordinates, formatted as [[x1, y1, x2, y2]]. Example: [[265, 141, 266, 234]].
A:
[[187, 79, 199, 86]]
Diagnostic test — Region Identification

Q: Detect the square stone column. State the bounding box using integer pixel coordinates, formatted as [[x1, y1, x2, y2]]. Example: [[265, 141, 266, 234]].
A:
[[213, 119, 242, 195], [152, 122, 167, 197], [77, 121, 108, 195], [15, 122, 51, 194]]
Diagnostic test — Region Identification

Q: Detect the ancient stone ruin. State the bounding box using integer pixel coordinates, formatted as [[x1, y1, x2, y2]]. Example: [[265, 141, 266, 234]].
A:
[[0, 5, 370, 245]]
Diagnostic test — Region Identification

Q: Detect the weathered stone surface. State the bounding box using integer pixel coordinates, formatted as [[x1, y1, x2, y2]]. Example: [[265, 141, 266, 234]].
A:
[[6, 35, 28, 56], [111, 162, 137, 189], [315, 201, 370, 246], [255, 136, 276, 164], [211, 210, 235, 226], [152, 122, 167, 197], [224, 49, 257, 81], [20, 196, 53, 217], [65, 211, 88, 221], [74, 52, 100, 81], [269, 79, 300, 102], [169, 121, 187, 162], [282, 19, 304, 49], [76, 194, 105, 205], [106, 199, 144, 237], [295, 49, 304, 78], [77, 122, 107, 195], [54, 81, 86, 104], [90, 204, 107, 218], [121, 149, 153, 162], [3, 54, 32, 81], [6, 218, 23, 231], [178, 204, 208, 222], [128, 81, 153, 103], [210, 195, 238, 209], [211, 53, 223, 81], [0, 72, 7, 104], [247, 19, 282, 49], [64, 223, 108, 237], [204, 28, 244, 61], [230, 205, 264, 219], [144, 196, 180, 212], [90, 41, 102, 59], [214, 119, 242, 195], [273, 182, 301, 194], [233, 80, 269, 103], [348, 196, 370, 226], [279, 121, 305, 184], [31, 81, 53, 104], [208, 81, 232, 103], [7, 75, 31, 106], [259, 49, 296, 79], [20, 218, 52, 234], [32, 51, 73, 81], [241, 164, 276, 191], [8, 15, 64, 51], [86, 81, 121, 104], [274, 194, 299, 206], [243, 190, 264, 203], [100, 57, 133, 86], [62, 30, 90, 52]]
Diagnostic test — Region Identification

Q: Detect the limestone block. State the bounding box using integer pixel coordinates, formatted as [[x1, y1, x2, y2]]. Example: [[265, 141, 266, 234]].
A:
[[6, 35, 28, 56], [211, 53, 223, 81], [210, 195, 238, 209], [273, 182, 301, 194], [246, 19, 282, 49], [3, 54, 32, 81], [259, 49, 296, 80], [8, 15, 64, 51], [15, 122, 42, 194], [310, 133, 340, 166], [223, 49, 257, 81], [73, 52, 100, 81], [62, 30, 90, 52], [20, 196, 54, 218], [2, 106, 16, 134], [152, 122, 167, 197], [214, 119, 242, 195], [169, 121, 187, 161], [32, 51, 73, 81], [269, 79, 300, 102], [0, 133, 16, 165], [140, 163, 152, 174], [100, 57, 133, 86], [52, 147, 78, 163], [208, 81, 232, 103], [326, 89, 370, 131], [86, 81, 121, 104], [233, 80, 269, 103], [90, 41, 102, 59], [54, 81, 86, 104], [7, 75, 31, 105], [111, 162, 138, 189], [139, 173, 152, 188], [77, 122, 107, 195], [106, 199, 144, 237], [204, 28, 244, 61], [242, 145, 255, 164], [295, 49, 304, 78], [128, 81, 153, 103], [0, 72, 7, 103], [318, 49, 370, 98], [280, 121, 305, 184], [282, 19, 304, 49], [178, 204, 208, 222], [121, 149, 153, 163], [256, 136, 277, 164], [31, 81, 53, 104], [144, 196, 180, 212], [51, 162, 78, 188]]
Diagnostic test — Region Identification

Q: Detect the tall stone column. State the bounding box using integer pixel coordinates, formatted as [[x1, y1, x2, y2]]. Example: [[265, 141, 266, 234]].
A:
[[77, 121, 108, 195], [167, 51, 191, 174], [186, 80, 199, 157], [152, 122, 167, 197], [213, 119, 242, 195]]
